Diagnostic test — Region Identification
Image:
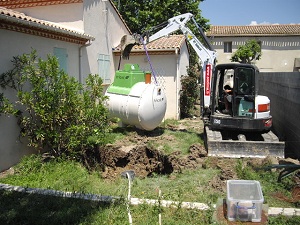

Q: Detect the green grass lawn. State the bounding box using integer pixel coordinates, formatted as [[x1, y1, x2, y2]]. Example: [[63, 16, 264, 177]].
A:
[[1, 154, 299, 224], [0, 119, 299, 224]]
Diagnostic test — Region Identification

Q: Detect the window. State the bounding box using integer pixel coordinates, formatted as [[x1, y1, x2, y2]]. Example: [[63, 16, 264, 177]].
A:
[[97, 54, 110, 84], [224, 42, 232, 53], [236, 68, 254, 95], [54, 47, 68, 73]]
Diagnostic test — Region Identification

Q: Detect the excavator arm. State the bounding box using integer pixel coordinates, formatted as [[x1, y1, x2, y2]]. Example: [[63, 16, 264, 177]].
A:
[[120, 13, 217, 110]]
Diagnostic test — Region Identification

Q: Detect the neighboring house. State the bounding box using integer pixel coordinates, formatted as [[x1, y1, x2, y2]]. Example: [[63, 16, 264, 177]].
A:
[[0, 0, 131, 172], [206, 24, 300, 72], [113, 34, 189, 120]]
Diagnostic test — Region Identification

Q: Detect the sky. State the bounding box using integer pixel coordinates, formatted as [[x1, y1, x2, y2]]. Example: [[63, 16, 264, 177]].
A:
[[199, 0, 300, 26]]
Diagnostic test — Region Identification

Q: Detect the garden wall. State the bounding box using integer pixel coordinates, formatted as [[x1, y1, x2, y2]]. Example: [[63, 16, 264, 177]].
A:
[[259, 72, 300, 159]]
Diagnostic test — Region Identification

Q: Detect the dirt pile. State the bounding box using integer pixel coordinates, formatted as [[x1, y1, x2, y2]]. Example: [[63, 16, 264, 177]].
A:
[[99, 143, 207, 180]]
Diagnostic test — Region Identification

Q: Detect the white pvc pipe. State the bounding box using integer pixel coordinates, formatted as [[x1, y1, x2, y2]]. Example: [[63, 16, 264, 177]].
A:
[[126, 172, 133, 225], [130, 197, 210, 210], [0, 183, 209, 210], [2, 183, 299, 217]]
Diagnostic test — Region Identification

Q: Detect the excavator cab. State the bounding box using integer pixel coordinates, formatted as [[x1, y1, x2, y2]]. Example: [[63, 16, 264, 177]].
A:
[[208, 63, 272, 132], [214, 65, 256, 116]]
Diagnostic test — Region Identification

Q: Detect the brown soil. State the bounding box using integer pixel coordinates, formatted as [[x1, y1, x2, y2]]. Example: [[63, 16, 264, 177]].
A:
[[99, 138, 208, 180], [98, 118, 207, 179]]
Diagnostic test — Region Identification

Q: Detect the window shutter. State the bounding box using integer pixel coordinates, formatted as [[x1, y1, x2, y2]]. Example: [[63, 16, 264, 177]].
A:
[[98, 54, 111, 84]]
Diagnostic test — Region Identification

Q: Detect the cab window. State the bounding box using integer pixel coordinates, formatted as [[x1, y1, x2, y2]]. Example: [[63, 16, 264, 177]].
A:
[[236, 68, 254, 95]]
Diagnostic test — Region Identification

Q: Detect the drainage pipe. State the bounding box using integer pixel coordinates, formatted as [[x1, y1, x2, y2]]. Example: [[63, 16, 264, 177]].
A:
[[0, 183, 117, 203], [79, 40, 92, 85], [0, 183, 209, 210]]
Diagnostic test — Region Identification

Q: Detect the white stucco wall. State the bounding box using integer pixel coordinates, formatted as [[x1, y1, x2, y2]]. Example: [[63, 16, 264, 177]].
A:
[[178, 43, 190, 77], [14, 3, 84, 32], [15, 1, 131, 83], [83, 0, 131, 83], [211, 36, 300, 72], [0, 30, 81, 80]]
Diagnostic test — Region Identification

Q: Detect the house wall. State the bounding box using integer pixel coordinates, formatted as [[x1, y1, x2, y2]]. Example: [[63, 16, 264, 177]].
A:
[[0, 29, 82, 172], [0, 30, 81, 78], [14, 3, 84, 32], [211, 36, 300, 72], [83, 0, 131, 83], [178, 43, 190, 78]]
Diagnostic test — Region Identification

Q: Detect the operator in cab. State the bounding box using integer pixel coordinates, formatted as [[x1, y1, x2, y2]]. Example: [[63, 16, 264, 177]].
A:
[[223, 81, 233, 114]]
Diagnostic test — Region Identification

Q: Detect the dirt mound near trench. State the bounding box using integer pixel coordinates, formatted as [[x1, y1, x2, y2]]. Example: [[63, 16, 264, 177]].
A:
[[99, 143, 207, 180]]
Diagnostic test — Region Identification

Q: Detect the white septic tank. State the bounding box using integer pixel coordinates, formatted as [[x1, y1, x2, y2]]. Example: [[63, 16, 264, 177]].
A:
[[105, 64, 167, 131]]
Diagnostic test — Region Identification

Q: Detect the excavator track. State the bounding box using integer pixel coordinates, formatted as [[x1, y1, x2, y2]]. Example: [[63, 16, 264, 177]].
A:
[[205, 126, 285, 158]]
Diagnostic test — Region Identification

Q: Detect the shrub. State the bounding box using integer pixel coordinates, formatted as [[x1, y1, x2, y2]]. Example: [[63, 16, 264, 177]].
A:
[[180, 66, 199, 118], [0, 50, 110, 161]]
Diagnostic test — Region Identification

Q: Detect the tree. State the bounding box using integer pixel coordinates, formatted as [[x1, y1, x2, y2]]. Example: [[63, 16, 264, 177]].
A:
[[112, 0, 209, 33], [230, 39, 262, 64]]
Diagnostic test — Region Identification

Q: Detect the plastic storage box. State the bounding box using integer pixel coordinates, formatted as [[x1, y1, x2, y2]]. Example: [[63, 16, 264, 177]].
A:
[[226, 180, 264, 222]]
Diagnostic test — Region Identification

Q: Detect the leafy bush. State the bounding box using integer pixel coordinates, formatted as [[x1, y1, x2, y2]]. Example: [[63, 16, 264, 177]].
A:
[[0, 93, 18, 116], [180, 66, 199, 118], [0, 50, 110, 161]]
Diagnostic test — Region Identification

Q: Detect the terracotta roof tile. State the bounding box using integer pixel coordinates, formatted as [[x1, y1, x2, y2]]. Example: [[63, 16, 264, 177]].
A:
[[0, 0, 82, 9], [207, 24, 300, 37], [114, 35, 186, 52]]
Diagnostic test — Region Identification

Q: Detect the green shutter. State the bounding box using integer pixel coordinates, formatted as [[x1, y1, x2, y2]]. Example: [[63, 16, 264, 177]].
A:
[[54, 47, 68, 73], [98, 54, 110, 84]]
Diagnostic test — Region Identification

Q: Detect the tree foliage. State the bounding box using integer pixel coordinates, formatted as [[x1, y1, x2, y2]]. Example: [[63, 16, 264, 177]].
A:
[[112, 0, 209, 33], [231, 39, 262, 64], [0, 50, 110, 161]]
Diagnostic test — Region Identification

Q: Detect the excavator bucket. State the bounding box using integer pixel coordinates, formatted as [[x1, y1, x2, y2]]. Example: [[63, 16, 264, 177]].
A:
[[120, 34, 141, 59]]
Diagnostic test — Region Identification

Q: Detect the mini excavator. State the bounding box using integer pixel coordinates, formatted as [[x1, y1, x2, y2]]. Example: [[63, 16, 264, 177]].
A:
[[119, 13, 285, 158]]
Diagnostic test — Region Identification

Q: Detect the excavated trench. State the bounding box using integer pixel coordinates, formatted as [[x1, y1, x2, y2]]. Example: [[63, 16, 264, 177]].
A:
[[98, 143, 207, 180]]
